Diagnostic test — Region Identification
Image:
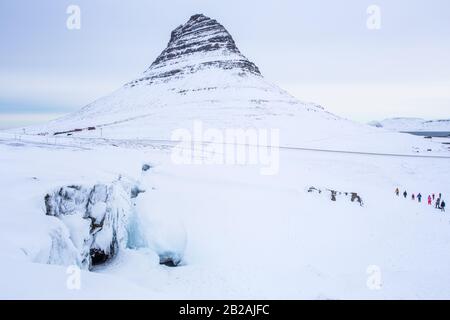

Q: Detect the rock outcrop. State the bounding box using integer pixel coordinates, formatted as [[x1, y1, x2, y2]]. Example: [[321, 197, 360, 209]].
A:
[[307, 186, 364, 206]]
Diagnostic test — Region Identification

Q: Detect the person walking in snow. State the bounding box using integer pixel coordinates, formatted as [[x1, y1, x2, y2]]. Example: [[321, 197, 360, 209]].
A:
[[435, 198, 441, 209], [412, 193, 415, 200], [403, 191, 407, 198], [432, 193, 435, 200], [441, 201, 446, 212], [395, 188, 399, 196], [427, 195, 432, 205], [417, 193, 422, 202]]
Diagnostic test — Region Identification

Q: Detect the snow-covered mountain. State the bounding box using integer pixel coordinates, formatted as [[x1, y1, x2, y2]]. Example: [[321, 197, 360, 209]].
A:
[[368, 117, 450, 132], [17, 14, 444, 154], [25, 14, 329, 136]]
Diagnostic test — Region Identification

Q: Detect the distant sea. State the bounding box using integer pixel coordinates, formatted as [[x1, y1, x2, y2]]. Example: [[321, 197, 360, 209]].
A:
[[0, 113, 65, 130], [402, 131, 450, 137]]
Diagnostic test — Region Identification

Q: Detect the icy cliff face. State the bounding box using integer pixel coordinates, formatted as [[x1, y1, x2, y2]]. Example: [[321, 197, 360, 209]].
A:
[[40, 174, 186, 269], [44, 179, 138, 269]]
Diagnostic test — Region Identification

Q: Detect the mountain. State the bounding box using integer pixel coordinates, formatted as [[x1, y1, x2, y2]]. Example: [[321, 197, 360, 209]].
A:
[[17, 14, 445, 154], [369, 118, 450, 132]]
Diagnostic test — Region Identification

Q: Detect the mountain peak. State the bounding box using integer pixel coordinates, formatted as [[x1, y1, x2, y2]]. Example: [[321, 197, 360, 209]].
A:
[[126, 14, 260, 87], [189, 13, 207, 21], [160, 13, 239, 63]]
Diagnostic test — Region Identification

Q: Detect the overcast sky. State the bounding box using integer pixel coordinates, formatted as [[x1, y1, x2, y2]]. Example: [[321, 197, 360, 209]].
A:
[[1, 0, 449, 128]]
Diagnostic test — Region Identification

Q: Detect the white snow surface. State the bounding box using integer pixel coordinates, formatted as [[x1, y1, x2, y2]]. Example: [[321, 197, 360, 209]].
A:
[[1, 14, 450, 299], [0, 137, 449, 299]]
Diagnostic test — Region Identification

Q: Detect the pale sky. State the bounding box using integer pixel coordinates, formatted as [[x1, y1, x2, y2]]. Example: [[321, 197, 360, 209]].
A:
[[1, 0, 449, 129]]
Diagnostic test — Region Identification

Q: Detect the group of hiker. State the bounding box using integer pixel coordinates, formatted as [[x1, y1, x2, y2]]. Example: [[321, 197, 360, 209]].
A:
[[395, 188, 446, 212]]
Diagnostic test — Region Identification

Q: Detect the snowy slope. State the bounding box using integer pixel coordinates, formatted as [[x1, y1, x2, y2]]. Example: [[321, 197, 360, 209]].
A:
[[12, 14, 447, 155], [1, 138, 450, 299], [369, 118, 450, 132]]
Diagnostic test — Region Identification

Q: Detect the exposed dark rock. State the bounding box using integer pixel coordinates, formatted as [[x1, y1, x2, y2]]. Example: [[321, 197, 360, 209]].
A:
[[159, 252, 183, 267], [350, 192, 363, 206], [160, 259, 178, 267], [329, 190, 337, 201], [125, 14, 261, 87], [131, 186, 145, 198], [307, 186, 322, 194], [308, 186, 364, 206], [90, 248, 111, 266]]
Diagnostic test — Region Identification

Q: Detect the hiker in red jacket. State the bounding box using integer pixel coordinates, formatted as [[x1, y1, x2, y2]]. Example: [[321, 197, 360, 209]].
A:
[[428, 195, 432, 205]]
